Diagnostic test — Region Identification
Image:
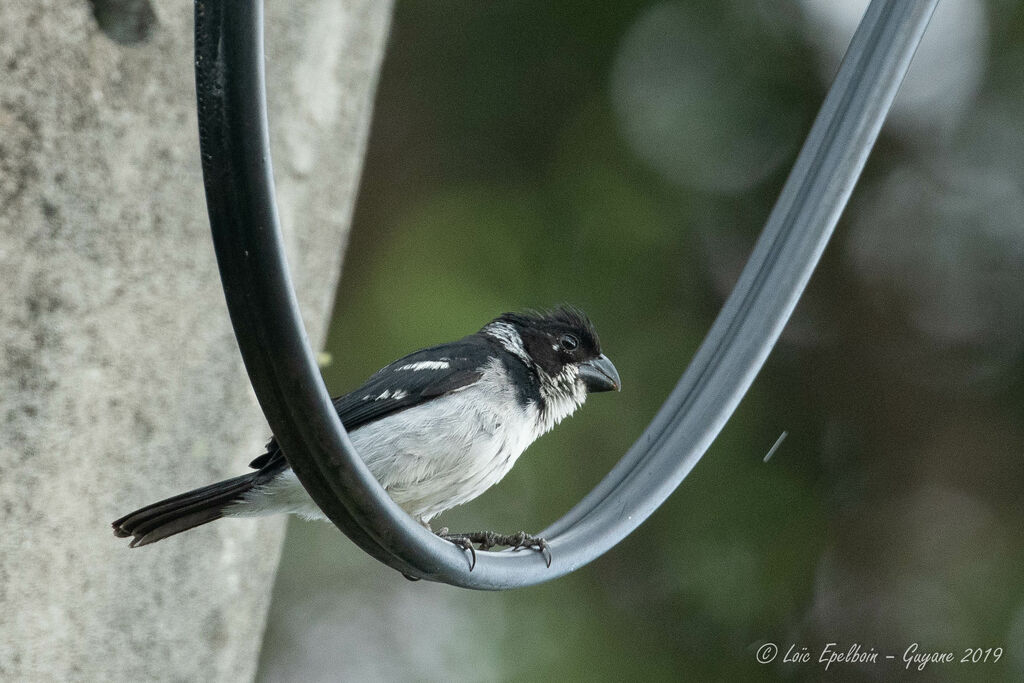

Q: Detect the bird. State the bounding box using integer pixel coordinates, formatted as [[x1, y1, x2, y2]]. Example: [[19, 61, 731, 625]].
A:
[[112, 306, 620, 566]]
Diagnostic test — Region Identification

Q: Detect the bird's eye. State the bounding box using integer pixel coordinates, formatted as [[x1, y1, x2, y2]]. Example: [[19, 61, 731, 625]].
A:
[[560, 334, 579, 351]]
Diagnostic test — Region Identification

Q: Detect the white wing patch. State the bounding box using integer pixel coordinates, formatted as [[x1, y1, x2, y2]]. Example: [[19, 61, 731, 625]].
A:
[[398, 360, 450, 371]]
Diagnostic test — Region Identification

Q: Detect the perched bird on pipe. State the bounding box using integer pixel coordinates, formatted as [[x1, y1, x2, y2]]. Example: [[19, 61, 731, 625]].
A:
[[112, 307, 620, 567]]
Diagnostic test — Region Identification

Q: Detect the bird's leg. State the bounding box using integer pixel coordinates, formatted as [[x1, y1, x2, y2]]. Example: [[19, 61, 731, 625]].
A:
[[436, 528, 552, 570]]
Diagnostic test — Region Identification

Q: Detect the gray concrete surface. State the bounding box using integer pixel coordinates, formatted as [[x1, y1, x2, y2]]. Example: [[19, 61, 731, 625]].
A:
[[0, 1, 391, 680]]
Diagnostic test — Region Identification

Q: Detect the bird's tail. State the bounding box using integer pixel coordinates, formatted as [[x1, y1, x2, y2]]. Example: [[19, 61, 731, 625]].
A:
[[111, 472, 261, 547]]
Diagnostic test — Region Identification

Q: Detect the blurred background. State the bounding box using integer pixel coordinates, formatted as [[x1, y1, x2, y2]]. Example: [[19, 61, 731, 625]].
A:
[[259, 1, 1024, 680]]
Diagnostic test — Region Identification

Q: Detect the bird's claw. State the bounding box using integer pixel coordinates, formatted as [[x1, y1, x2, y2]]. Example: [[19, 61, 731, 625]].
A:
[[437, 528, 478, 571], [436, 529, 551, 570]]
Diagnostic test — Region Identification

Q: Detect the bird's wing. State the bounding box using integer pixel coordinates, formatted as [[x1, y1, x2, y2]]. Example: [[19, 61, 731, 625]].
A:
[[248, 336, 489, 471]]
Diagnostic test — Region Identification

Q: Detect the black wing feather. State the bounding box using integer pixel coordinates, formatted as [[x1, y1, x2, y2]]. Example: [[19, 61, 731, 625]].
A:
[[248, 335, 491, 471]]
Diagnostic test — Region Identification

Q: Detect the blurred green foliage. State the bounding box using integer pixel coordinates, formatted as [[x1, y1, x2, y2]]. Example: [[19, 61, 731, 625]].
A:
[[261, 2, 1024, 681]]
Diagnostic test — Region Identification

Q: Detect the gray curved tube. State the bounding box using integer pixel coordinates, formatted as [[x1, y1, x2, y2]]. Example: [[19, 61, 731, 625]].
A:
[[195, 0, 936, 589]]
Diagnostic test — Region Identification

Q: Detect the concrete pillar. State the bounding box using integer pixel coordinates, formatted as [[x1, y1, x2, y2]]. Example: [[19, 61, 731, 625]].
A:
[[0, 1, 391, 680]]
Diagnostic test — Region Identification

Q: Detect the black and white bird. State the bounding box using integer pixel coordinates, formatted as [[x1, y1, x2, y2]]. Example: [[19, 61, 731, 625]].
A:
[[112, 307, 620, 562]]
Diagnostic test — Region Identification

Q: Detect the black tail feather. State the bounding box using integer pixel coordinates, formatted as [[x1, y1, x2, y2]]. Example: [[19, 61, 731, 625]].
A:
[[112, 472, 262, 547]]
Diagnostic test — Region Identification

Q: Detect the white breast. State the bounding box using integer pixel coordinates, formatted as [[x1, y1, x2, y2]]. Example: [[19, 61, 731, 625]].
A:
[[229, 359, 548, 524]]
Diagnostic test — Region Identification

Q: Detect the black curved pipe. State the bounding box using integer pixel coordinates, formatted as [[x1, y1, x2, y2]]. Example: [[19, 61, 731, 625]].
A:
[[194, 0, 936, 588], [194, 0, 419, 575]]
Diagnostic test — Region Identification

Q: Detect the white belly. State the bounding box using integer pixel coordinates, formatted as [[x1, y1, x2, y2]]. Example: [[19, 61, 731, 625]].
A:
[[228, 363, 542, 523]]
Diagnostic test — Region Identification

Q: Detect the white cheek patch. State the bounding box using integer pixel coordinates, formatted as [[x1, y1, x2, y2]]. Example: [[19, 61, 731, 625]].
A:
[[481, 321, 532, 366], [398, 360, 450, 371]]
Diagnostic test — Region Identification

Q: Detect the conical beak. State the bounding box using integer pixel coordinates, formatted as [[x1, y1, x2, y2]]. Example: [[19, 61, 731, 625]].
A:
[[578, 354, 621, 393]]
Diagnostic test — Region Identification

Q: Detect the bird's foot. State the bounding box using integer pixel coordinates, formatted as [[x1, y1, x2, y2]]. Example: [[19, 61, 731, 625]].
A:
[[436, 528, 552, 571]]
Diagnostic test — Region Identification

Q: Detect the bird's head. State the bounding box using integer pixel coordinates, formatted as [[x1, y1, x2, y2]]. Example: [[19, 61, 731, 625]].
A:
[[482, 306, 621, 397]]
